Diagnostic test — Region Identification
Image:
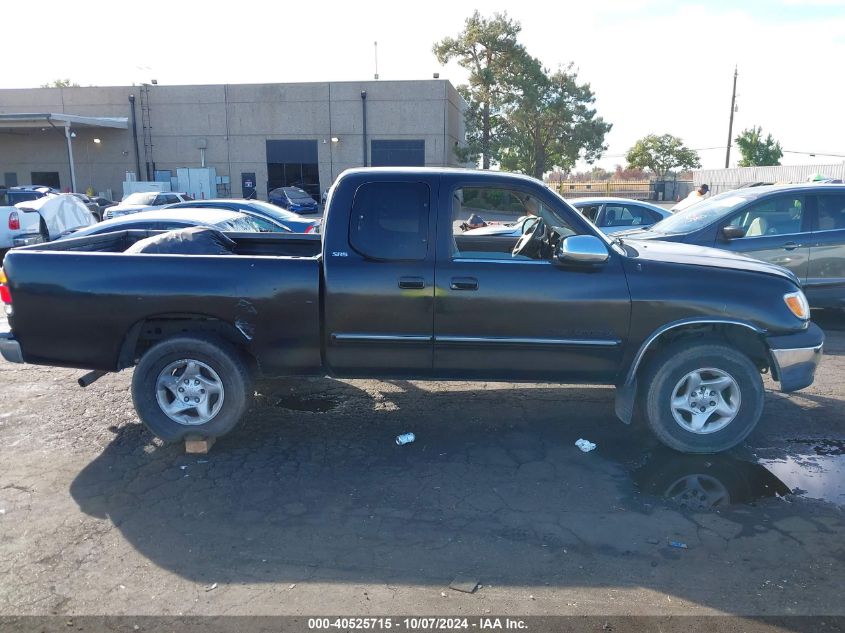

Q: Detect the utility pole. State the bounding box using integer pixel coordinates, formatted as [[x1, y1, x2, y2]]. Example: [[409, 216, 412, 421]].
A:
[[725, 66, 738, 168]]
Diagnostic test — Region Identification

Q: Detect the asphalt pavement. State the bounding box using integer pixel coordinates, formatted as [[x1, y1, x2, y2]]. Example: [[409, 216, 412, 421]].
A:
[[0, 313, 843, 619]]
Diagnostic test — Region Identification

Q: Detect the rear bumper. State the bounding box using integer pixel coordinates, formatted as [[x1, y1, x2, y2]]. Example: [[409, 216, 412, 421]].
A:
[[12, 233, 44, 247], [0, 330, 23, 364], [766, 322, 824, 392]]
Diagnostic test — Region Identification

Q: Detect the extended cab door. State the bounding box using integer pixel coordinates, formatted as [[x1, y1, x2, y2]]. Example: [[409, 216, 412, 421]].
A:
[[322, 174, 438, 376], [433, 178, 630, 383]]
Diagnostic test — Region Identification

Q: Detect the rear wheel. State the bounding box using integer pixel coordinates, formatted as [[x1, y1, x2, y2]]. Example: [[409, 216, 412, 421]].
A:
[[131, 335, 253, 441], [640, 339, 764, 453]]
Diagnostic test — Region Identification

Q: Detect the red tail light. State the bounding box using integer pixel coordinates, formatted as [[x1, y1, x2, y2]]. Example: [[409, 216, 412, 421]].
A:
[[0, 269, 11, 305], [305, 224, 315, 234], [8, 211, 19, 231]]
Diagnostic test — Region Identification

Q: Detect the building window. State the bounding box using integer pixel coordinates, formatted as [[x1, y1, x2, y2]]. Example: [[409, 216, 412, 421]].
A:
[[371, 140, 425, 167], [31, 171, 60, 189], [349, 182, 430, 261], [266, 140, 320, 199]]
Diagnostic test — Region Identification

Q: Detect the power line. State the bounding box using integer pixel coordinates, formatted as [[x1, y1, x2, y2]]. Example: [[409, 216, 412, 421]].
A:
[[782, 150, 845, 158]]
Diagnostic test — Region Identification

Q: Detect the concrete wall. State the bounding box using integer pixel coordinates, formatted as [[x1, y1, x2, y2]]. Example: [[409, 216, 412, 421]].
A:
[[0, 80, 467, 200]]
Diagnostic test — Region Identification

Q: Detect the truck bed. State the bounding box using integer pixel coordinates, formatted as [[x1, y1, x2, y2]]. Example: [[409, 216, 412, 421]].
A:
[[3, 230, 324, 374]]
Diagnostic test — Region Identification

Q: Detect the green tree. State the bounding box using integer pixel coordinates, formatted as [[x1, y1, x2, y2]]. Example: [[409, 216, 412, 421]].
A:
[[433, 11, 536, 169], [498, 65, 611, 179], [40, 78, 80, 88], [625, 134, 701, 179], [734, 126, 783, 167]]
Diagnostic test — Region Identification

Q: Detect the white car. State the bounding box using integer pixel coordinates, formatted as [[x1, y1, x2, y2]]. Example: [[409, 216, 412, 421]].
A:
[[0, 205, 42, 250], [1, 194, 95, 251], [104, 191, 193, 220]]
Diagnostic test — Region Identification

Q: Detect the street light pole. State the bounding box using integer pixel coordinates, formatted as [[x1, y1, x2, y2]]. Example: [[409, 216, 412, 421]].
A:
[[65, 124, 78, 193], [725, 66, 738, 168]]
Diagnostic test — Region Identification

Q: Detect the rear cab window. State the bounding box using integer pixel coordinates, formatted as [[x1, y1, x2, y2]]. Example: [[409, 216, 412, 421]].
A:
[[348, 182, 430, 261]]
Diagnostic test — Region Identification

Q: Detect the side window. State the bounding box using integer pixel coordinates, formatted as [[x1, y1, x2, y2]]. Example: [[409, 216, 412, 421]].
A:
[[726, 194, 805, 237], [601, 204, 651, 227], [349, 182, 430, 261], [152, 195, 165, 206], [451, 186, 577, 260], [579, 204, 601, 222], [816, 194, 845, 231]]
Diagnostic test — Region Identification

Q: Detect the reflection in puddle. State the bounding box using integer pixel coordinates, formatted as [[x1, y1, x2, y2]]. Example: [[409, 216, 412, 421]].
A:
[[627, 444, 845, 510], [759, 452, 845, 506], [631, 450, 790, 511]]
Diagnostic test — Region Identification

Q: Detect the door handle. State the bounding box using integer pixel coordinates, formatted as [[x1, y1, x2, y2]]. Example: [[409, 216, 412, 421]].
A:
[[398, 276, 425, 289], [450, 277, 479, 291], [783, 242, 801, 251]]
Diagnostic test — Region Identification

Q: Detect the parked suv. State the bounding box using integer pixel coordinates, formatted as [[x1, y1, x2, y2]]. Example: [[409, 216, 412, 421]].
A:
[[5, 186, 60, 205], [618, 184, 845, 308]]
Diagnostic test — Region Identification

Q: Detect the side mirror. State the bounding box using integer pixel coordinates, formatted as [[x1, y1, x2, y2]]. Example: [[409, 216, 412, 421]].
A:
[[554, 235, 609, 265], [721, 225, 746, 240]]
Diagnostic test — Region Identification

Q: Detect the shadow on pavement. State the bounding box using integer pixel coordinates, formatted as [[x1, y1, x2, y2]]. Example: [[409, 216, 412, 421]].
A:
[[69, 377, 845, 614]]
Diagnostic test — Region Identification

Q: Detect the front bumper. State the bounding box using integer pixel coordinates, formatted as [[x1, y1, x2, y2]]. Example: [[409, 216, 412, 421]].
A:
[[767, 322, 824, 392], [0, 330, 23, 364]]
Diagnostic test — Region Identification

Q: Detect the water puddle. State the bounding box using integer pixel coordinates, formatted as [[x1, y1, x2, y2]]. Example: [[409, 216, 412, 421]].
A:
[[758, 439, 845, 506], [626, 443, 845, 510], [630, 449, 790, 511], [273, 394, 339, 413]]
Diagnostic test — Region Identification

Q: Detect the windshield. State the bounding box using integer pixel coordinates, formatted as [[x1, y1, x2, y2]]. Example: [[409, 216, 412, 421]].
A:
[[123, 192, 157, 205], [285, 188, 314, 202], [650, 191, 757, 234]]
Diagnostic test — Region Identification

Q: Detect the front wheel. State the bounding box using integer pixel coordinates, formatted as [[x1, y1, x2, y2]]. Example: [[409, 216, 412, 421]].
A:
[[131, 335, 253, 442], [640, 339, 764, 453]]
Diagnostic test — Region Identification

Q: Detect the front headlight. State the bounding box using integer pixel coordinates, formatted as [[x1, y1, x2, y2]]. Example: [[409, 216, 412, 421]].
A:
[[784, 290, 810, 320]]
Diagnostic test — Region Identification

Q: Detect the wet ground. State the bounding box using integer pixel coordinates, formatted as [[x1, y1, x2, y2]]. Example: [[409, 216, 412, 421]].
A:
[[0, 313, 843, 617]]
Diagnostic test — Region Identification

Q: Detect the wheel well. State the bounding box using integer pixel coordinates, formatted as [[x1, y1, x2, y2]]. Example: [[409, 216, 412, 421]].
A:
[[633, 323, 770, 384], [118, 315, 255, 371]]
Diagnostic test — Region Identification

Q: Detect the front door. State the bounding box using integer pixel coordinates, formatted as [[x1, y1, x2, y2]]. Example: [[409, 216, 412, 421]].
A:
[[433, 181, 630, 383], [324, 177, 438, 377], [716, 192, 811, 283]]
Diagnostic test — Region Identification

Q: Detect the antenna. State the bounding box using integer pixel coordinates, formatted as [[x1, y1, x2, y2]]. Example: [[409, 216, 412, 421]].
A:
[[374, 41, 379, 80]]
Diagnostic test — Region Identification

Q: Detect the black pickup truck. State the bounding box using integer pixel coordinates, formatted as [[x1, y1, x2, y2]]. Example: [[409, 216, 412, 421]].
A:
[[0, 168, 824, 453]]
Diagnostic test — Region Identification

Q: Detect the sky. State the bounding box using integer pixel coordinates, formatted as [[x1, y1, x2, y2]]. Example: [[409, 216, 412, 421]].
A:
[[4, 0, 845, 171]]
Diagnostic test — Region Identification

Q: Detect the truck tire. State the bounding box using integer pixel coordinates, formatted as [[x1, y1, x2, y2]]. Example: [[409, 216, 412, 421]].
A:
[[640, 338, 764, 454], [131, 335, 253, 442]]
